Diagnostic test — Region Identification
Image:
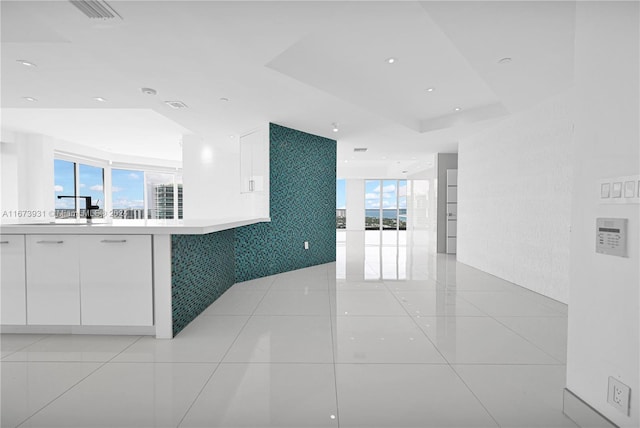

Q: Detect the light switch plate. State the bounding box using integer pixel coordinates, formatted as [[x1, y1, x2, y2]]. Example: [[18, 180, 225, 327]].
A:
[[608, 377, 631, 416]]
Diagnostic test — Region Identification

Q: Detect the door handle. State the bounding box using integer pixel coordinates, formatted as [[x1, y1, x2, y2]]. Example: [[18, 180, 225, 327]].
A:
[[36, 240, 64, 244], [101, 239, 127, 243]]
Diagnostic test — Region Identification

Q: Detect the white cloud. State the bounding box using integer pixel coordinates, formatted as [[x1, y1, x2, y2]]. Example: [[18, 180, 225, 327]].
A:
[[54, 185, 64, 192], [79, 183, 86, 188], [128, 173, 140, 180], [111, 186, 123, 193], [372, 184, 395, 193], [365, 193, 379, 200], [90, 184, 103, 191], [398, 185, 407, 197]]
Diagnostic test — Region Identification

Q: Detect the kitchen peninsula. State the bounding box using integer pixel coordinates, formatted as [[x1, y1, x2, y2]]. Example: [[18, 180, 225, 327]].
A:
[[0, 217, 270, 339]]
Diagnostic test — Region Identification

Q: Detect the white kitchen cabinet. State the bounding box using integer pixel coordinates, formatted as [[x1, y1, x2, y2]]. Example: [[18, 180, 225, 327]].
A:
[[79, 235, 153, 326], [1, 235, 26, 325], [26, 235, 81, 325], [240, 128, 268, 193]]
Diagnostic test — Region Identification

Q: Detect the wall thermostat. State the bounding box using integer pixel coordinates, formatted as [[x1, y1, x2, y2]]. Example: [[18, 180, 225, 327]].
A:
[[596, 218, 628, 257]]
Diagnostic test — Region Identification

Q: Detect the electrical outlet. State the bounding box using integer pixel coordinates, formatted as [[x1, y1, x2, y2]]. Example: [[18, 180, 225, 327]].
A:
[[608, 376, 631, 416], [304, 241, 309, 250]]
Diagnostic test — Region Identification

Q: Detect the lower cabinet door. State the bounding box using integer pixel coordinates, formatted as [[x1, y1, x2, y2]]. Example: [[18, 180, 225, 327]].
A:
[[26, 235, 81, 325], [79, 235, 153, 326], [1, 235, 26, 325]]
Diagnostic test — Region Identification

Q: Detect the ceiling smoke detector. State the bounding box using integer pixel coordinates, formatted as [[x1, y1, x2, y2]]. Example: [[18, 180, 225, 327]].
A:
[[353, 148, 368, 153], [69, 0, 122, 19], [141, 87, 157, 96], [165, 101, 188, 109]]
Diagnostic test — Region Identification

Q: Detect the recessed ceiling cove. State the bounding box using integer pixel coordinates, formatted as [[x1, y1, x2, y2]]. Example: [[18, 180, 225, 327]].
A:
[[266, 1, 505, 133]]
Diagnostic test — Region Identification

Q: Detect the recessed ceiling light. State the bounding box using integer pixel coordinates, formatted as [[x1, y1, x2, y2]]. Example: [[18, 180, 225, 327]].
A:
[[344, 160, 349, 163], [93, 97, 107, 102], [17, 60, 37, 67], [426, 87, 435, 92], [498, 57, 512, 64], [220, 97, 229, 102], [386, 57, 396, 64], [141, 87, 157, 96], [402, 170, 408, 173], [332, 122, 339, 132], [23, 96, 37, 102], [454, 107, 462, 112]]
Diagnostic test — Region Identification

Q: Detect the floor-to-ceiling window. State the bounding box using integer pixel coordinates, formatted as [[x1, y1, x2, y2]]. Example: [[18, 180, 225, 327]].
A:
[[336, 178, 346, 229], [365, 179, 407, 231]]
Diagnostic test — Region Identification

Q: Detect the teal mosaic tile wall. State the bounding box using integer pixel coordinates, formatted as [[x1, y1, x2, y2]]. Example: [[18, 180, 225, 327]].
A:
[[171, 230, 235, 336], [235, 123, 337, 281]]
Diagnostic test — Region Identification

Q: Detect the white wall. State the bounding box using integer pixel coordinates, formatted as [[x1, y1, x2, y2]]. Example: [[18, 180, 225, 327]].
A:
[[0, 131, 55, 223], [457, 92, 573, 303], [566, 2, 639, 427], [407, 161, 438, 254], [345, 179, 364, 230]]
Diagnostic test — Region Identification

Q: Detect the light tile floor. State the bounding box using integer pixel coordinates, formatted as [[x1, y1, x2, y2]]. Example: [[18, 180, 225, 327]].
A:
[[1, 231, 577, 427]]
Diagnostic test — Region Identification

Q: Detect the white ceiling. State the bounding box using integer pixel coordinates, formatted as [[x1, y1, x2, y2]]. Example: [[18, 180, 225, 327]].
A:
[[1, 0, 576, 173]]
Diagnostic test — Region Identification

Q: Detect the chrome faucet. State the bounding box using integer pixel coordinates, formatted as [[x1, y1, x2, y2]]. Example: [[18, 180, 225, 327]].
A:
[[57, 195, 100, 221]]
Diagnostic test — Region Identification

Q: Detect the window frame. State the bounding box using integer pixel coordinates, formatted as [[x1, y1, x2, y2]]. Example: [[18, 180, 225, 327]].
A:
[[54, 151, 183, 221]]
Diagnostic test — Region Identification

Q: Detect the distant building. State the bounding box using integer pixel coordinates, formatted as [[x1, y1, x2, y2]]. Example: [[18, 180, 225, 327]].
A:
[[152, 184, 183, 219]]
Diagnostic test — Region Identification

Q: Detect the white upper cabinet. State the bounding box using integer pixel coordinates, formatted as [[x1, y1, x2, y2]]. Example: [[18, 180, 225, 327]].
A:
[[239, 128, 268, 194], [0, 235, 26, 325]]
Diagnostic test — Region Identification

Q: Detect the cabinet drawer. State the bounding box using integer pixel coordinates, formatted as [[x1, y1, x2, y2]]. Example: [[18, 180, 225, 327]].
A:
[[1, 235, 26, 325], [79, 235, 153, 326], [26, 235, 80, 325]]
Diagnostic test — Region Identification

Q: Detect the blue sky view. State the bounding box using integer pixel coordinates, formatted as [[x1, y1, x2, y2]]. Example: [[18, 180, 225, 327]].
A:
[[112, 169, 144, 209], [54, 160, 144, 210], [336, 179, 407, 210]]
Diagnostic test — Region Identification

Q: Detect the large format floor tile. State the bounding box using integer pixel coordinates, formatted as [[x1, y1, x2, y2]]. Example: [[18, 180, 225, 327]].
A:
[[179, 363, 339, 428], [201, 288, 266, 316], [2, 335, 140, 362], [335, 364, 498, 427], [495, 316, 568, 363], [453, 365, 578, 427], [332, 316, 445, 363], [19, 362, 216, 428], [1, 362, 101, 428], [224, 316, 333, 363], [254, 290, 330, 315], [395, 290, 488, 317], [458, 291, 566, 317], [1, 334, 47, 358], [415, 316, 560, 364], [330, 290, 407, 316], [112, 316, 248, 362]]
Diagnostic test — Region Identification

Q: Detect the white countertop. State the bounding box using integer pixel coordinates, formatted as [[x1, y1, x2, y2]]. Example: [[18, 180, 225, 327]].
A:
[[0, 217, 270, 235]]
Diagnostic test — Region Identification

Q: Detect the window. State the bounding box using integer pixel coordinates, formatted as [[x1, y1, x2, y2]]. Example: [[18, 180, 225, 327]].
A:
[[54, 159, 104, 219], [336, 179, 346, 229], [54, 156, 183, 221], [79, 163, 105, 219], [364, 179, 407, 231], [111, 169, 144, 219], [365, 180, 381, 230]]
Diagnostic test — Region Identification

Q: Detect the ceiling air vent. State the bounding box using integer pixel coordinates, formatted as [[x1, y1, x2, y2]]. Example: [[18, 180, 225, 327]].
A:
[[69, 0, 122, 20], [353, 148, 368, 153], [164, 101, 188, 109]]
